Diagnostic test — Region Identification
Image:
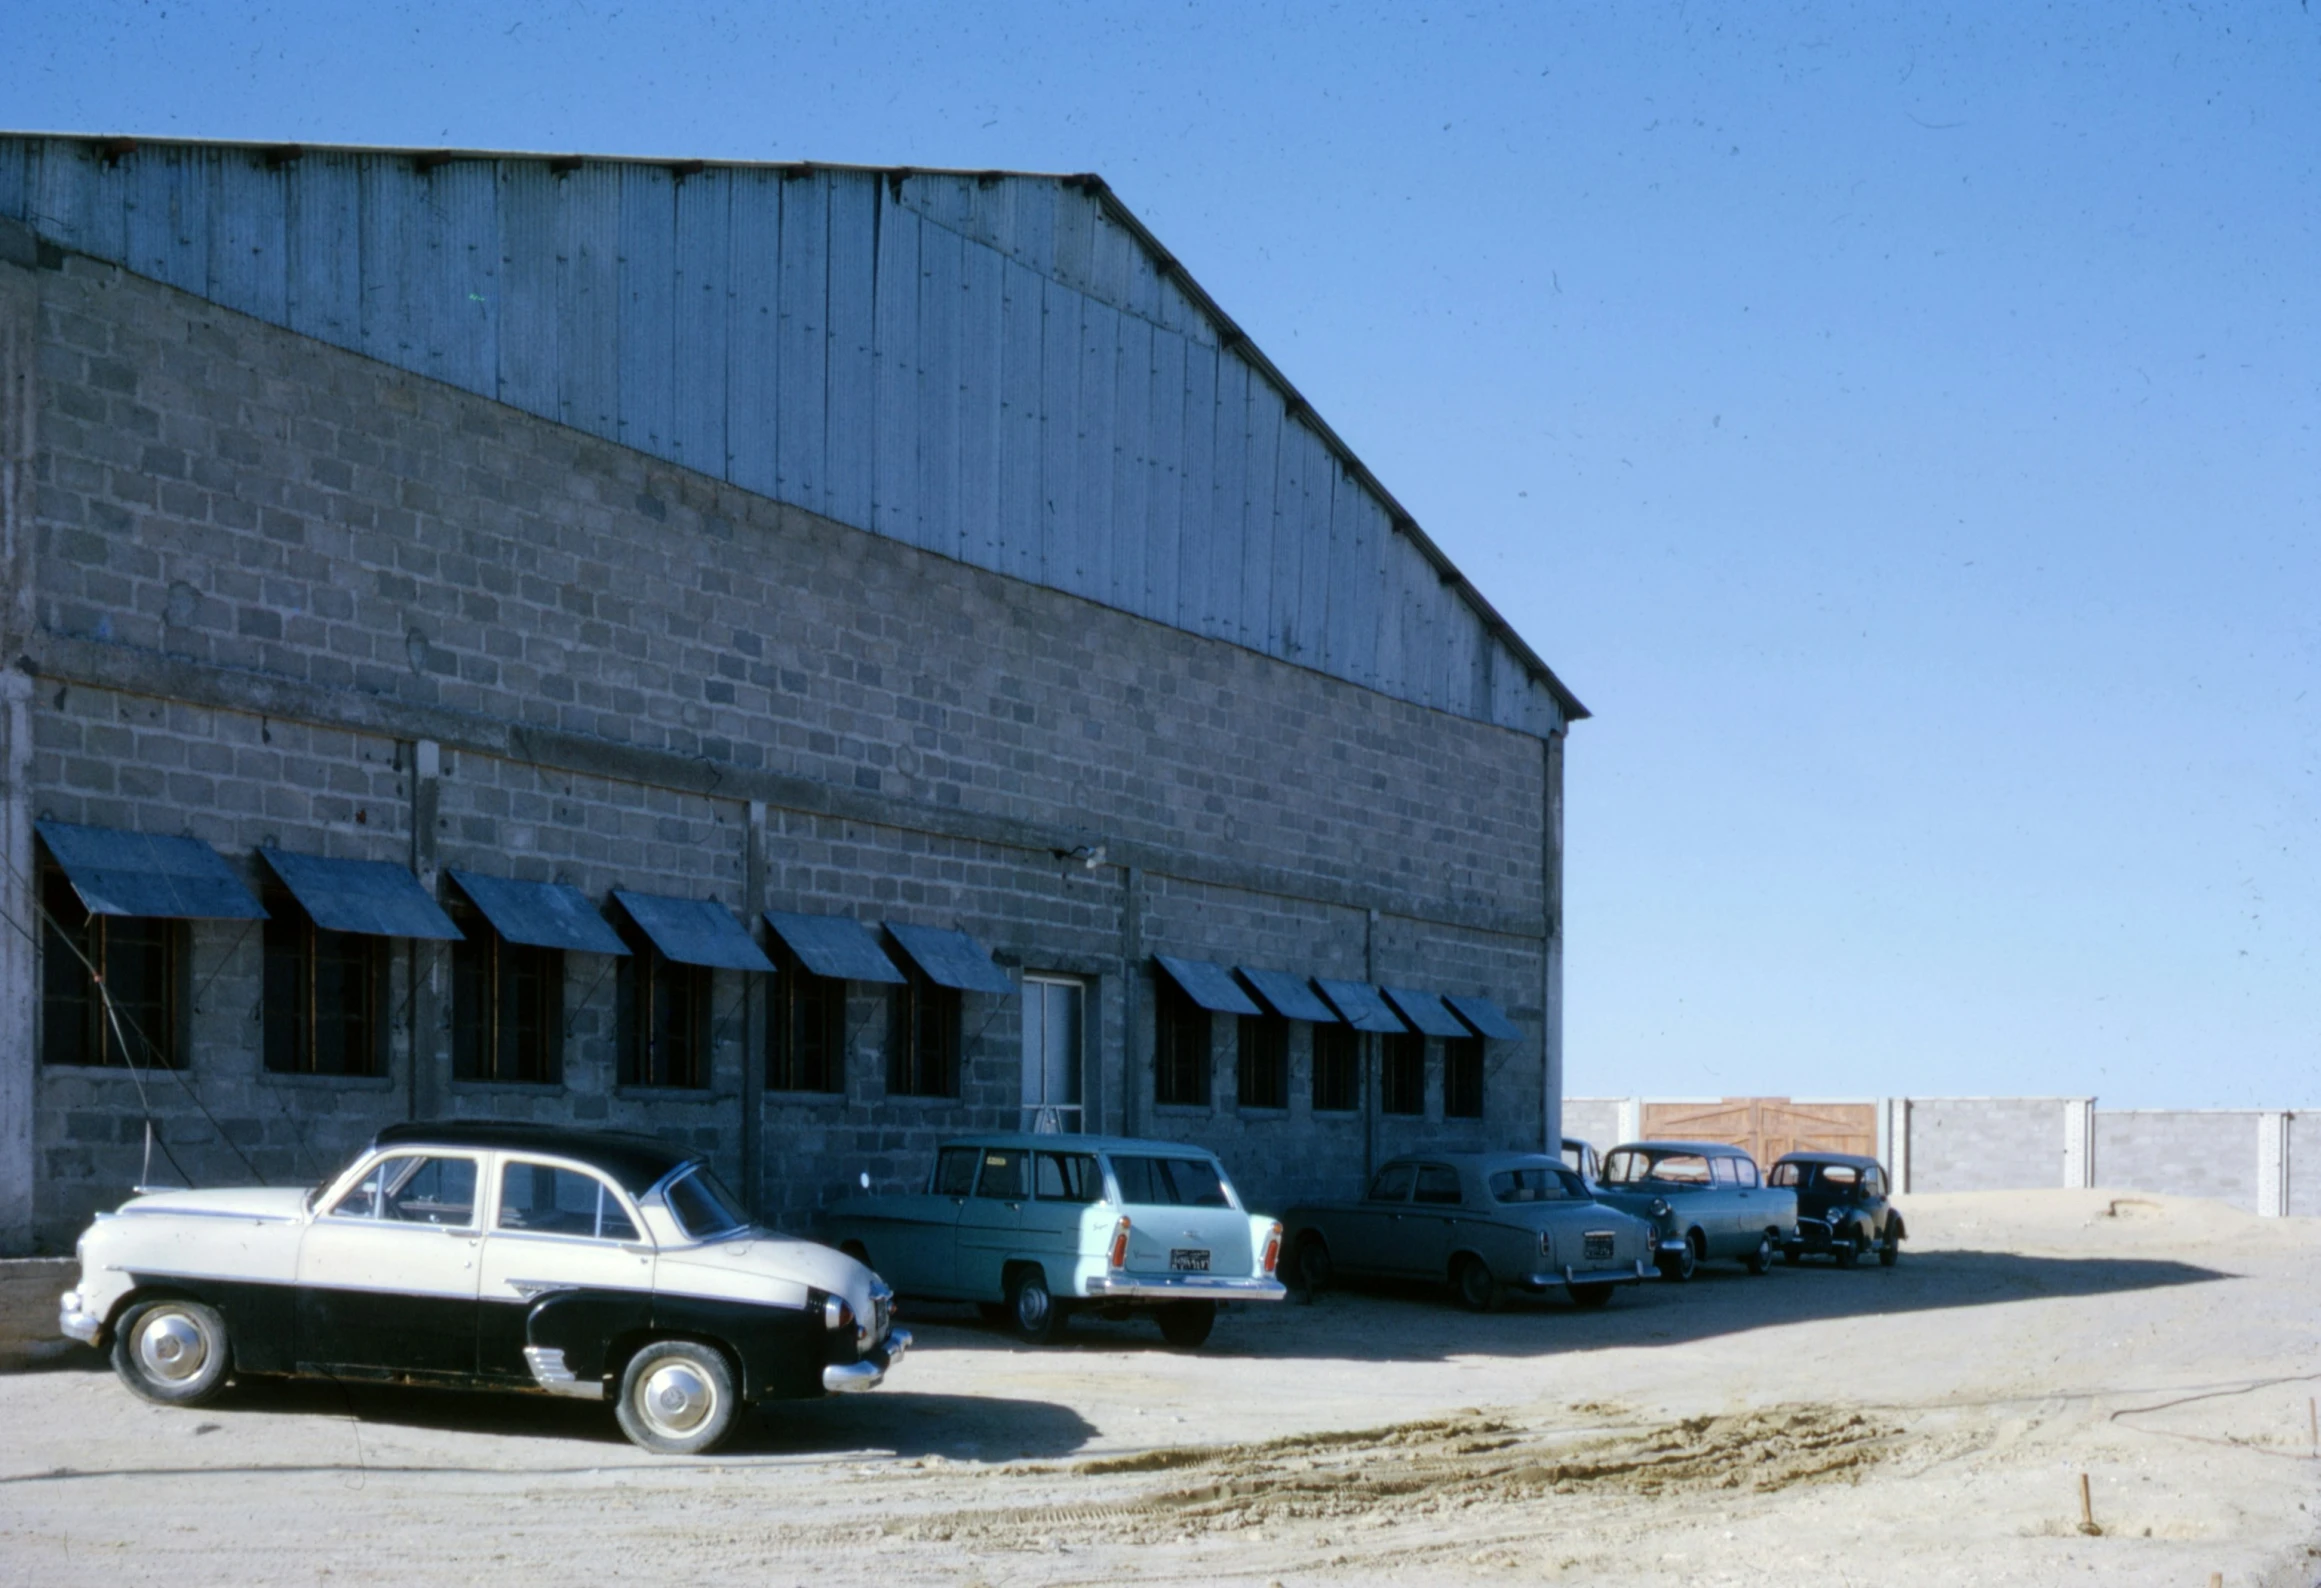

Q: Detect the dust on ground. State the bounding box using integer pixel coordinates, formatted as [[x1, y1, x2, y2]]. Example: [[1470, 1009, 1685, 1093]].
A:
[[2, 1189, 2317, 1586]]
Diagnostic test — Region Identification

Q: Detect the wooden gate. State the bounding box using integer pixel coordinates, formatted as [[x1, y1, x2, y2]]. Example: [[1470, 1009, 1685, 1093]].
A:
[[1639, 1098, 1877, 1167]]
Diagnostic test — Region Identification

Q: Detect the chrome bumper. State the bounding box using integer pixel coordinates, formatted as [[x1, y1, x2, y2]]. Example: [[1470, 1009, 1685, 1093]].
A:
[[58, 1291, 102, 1344], [1521, 1259, 1652, 1290], [1079, 1273, 1289, 1303], [823, 1327, 911, 1394], [1654, 1237, 1690, 1254]]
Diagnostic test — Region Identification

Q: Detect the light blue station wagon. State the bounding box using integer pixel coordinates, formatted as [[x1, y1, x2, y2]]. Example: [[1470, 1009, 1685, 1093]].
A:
[[820, 1134, 1288, 1348]]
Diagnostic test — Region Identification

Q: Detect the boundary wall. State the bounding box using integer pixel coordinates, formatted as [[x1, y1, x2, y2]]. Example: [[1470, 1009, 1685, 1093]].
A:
[[1567, 1096, 2310, 1217]]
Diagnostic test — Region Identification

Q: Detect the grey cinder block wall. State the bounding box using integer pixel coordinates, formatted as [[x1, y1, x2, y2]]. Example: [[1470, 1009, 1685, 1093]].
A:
[[1571, 1096, 2310, 1216], [0, 138, 1579, 1253]]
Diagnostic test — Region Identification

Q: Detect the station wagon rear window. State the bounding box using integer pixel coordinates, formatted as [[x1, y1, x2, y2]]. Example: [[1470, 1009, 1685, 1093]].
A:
[[663, 1165, 749, 1239], [1111, 1155, 1234, 1208], [1489, 1166, 1585, 1203], [1034, 1151, 1101, 1202], [1603, 1150, 1713, 1187]]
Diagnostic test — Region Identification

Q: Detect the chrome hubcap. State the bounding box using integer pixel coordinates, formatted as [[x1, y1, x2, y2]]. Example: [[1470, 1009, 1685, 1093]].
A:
[[637, 1361, 715, 1438], [138, 1312, 209, 1383], [1017, 1286, 1048, 1328]]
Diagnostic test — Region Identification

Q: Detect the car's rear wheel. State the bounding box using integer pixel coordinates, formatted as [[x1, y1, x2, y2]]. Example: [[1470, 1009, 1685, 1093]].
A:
[[113, 1298, 231, 1407], [1657, 1234, 1699, 1282], [1879, 1223, 1901, 1267], [615, 1340, 737, 1456], [1006, 1265, 1066, 1345], [1294, 1233, 1334, 1295], [1744, 1232, 1773, 1275], [1451, 1254, 1500, 1313], [1568, 1282, 1615, 1309], [1155, 1301, 1216, 1349]]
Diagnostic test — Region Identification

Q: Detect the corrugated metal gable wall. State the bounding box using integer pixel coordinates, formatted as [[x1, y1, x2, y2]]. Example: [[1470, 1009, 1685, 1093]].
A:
[[1, 137, 1563, 738]]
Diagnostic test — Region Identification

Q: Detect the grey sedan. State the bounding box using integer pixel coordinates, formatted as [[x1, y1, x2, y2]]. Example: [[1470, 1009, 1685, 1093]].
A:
[[1283, 1153, 1656, 1311]]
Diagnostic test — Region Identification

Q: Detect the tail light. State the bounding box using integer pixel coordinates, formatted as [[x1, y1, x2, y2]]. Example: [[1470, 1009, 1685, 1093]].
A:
[[1260, 1221, 1283, 1276], [1108, 1215, 1133, 1270]]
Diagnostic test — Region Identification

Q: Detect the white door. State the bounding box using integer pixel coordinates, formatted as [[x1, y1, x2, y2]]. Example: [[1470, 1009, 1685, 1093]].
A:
[[294, 1151, 485, 1376], [1020, 974, 1084, 1132]]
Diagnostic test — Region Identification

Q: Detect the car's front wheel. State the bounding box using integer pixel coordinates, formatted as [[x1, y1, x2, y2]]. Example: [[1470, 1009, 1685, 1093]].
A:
[[1879, 1223, 1901, 1267], [1293, 1234, 1334, 1296], [1006, 1265, 1066, 1345], [1833, 1232, 1860, 1269], [1155, 1301, 1216, 1348], [113, 1298, 232, 1407], [615, 1340, 737, 1455], [1656, 1235, 1699, 1282]]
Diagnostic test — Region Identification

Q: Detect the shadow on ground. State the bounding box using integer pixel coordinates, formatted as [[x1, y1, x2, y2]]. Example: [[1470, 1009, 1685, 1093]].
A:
[[897, 1248, 2235, 1364]]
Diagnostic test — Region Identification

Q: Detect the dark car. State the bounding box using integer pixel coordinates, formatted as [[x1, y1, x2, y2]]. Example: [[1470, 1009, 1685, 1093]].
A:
[[1770, 1152, 1904, 1267]]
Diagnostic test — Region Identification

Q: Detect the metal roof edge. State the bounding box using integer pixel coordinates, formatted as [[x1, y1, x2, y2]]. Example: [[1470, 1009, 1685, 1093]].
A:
[[1, 132, 1588, 726]]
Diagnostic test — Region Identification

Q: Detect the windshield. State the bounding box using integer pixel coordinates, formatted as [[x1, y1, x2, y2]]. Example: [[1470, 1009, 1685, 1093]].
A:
[[662, 1165, 750, 1239], [1602, 1150, 1713, 1188], [1110, 1155, 1237, 1208]]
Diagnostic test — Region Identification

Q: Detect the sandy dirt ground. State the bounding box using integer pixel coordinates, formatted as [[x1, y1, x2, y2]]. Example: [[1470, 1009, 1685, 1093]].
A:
[[3, 1189, 2317, 1587]]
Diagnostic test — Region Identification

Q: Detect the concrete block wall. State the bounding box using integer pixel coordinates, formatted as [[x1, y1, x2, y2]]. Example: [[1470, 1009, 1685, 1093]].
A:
[[1896, 1098, 2067, 1194], [2092, 1110, 2261, 1210], [7, 240, 1557, 1249]]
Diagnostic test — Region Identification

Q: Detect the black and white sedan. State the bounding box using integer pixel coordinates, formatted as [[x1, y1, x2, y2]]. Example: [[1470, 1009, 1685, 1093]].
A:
[[58, 1121, 908, 1454]]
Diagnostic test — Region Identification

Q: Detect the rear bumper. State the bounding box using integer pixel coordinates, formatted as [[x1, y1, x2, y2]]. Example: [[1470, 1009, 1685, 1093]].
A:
[[823, 1328, 912, 1394], [1079, 1273, 1289, 1304], [1520, 1259, 1653, 1290]]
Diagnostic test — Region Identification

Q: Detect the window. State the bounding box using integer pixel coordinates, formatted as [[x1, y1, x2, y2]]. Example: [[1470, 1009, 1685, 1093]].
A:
[[1412, 1164, 1463, 1205], [1769, 1161, 1802, 1188], [449, 897, 562, 1085], [1311, 1023, 1359, 1112], [616, 918, 711, 1089], [1365, 1162, 1416, 1203], [1443, 1036, 1484, 1119], [263, 886, 384, 1077], [39, 861, 180, 1069], [1153, 975, 1210, 1107], [1034, 1151, 1101, 1202], [329, 1154, 477, 1226], [932, 1146, 979, 1196], [1110, 1156, 1234, 1208], [1604, 1150, 1711, 1186], [888, 966, 960, 1097], [663, 1166, 749, 1239], [770, 952, 847, 1093], [974, 1148, 1028, 1199], [496, 1160, 638, 1241], [1381, 1032, 1425, 1116], [1236, 1012, 1288, 1110], [1488, 1166, 1583, 1204]]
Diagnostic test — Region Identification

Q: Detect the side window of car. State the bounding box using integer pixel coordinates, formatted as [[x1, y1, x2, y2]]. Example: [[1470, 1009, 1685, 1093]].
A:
[[1366, 1163, 1416, 1203], [1162, 1158, 1230, 1208], [933, 1147, 979, 1197], [975, 1149, 1028, 1200], [1111, 1156, 1164, 1205], [1736, 1158, 1760, 1188], [330, 1155, 477, 1226], [1865, 1168, 1885, 1197], [1769, 1163, 1798, 1187], [498, 1160, 638, 1241], [1709, 1157, 1740, 1188], [1412, 1165, 1462, 1205], [1034, 1152, 1100, 1202]]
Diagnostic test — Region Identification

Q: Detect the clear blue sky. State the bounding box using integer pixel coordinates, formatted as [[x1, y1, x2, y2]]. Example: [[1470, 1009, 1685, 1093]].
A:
[[9, 2, 2315, 1107]]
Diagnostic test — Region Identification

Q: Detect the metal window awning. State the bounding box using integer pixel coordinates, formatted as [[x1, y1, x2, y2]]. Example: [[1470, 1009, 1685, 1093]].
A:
[[884, 922, 1015, 995], [259, 848, 462, 940], [448, 871, 627, 956], [764, 910, 906, 984], [1314, 979, 1409, 1034], [1154, 955, 1263, 1016], [611, 891, 774, 972], [1445, 993, 1522, 1041], [1236, 965, 1339, 1024], [36, 821, 266, 920], [1382, 986, 1470, 1039]]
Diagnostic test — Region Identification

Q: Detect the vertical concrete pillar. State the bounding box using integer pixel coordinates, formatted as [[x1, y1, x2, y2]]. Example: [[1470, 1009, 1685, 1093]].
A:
[[0, 246, 38, 1253], [742, 801, 767, 1212], [2062, 1097, 2095, 1188], [407, 740, 443, 1121], [1616, 1096, 1643, 1146], [1541, 727, 1566, 1156], [1118, 865, 1141, 1140], [1888, 1098, 1913, 1194], [2257, 1111, 2289, 1218]]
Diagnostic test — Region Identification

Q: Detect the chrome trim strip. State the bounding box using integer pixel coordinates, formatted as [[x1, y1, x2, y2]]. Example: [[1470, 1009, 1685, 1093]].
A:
[[116, 1205, 302, 1224], [522, 1346, 604, 1400]]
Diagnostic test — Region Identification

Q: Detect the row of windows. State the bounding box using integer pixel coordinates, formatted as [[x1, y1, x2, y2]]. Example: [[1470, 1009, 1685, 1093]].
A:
[[42, 865, 1486, 1120], [1154, 979, 1485, 1119], [38, 863, 962, 1098]]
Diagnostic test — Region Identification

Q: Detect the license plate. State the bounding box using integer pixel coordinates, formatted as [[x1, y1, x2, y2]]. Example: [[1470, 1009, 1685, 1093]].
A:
[[1170, 1248, 1210, 1272], [1583, 1232, 1615, 1261]]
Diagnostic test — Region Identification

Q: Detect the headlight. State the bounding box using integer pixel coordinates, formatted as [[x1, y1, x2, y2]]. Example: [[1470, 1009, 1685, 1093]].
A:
[[1647, 1198, 1670, 1220]]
